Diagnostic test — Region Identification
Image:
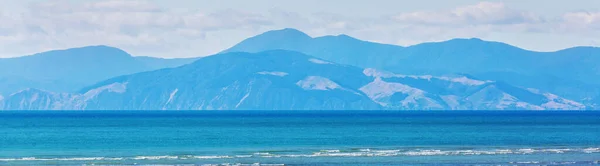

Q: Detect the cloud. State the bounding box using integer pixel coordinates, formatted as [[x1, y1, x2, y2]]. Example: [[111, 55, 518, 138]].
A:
[[1, 1, 599, 58], [273, 1, 599, 50], [25, 0, 271, 34], [348, 2, 599, 47], [0, 0, 272, 57], [271, 2, 532, 46], [561, 12, 600, 32], [29, 0, 162, 13], [262, 2, 552, 47], [391, 2, 543, 26], [183, 9, 272, 31]]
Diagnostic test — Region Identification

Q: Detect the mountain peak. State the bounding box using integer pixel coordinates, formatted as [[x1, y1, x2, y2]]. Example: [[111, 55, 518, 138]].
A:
[[257, 28, 312, 40], [446, 38, 486, 43], [222, 28, 313, 53], [30, 45, 132, 58], [65, 45, 128, 54], [424, 37, 525, 51], [317, 34, 357, 40]]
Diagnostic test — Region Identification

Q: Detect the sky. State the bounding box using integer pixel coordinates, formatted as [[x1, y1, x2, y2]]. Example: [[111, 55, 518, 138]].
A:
[[0, 0, 599, 58]]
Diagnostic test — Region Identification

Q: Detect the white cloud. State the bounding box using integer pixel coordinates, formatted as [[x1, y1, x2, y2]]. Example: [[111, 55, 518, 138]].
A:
[[262, 2, 553, 47], [183, 9, 272, 31], [347, 2, 598, 48], [392, 2, 543, 26], [29, 0, 162, 13], [563, 12, 600, 24], [0, 0, 272, 57], [560, 11, 600, 33], [0, 1, 599, 58]]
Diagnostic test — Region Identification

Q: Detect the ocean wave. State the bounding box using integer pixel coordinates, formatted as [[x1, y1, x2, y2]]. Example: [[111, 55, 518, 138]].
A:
[[584, 148, 600, 153], [320, 149, 341, 153], [0, 157, 123, 161], [193, 156, 234, 159], [1, 147, 599, 162], [132, 155, 179, 160], [0, 155, 232, 162], [251, 147, 600, 158], [133, 155, 233, 160], [201, 164, 285, 166]]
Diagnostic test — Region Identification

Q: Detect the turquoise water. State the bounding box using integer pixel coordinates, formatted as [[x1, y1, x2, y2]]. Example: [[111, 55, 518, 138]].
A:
[[1, 111, 599, 165]]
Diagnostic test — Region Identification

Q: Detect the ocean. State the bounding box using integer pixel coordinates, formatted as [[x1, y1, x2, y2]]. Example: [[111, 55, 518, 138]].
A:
[[0, 111, 599, 165]]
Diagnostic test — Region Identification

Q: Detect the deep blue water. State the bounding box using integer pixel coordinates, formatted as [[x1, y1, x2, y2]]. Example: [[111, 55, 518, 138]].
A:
[[1, 111, 599, 165]]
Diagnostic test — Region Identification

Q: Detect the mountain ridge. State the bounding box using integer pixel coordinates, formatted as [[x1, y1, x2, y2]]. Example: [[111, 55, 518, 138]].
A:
[[226, 28, 600, 53], [0, 46, 198, 95], [0, 50, 587, 110], [1, 28, 599, 110], [223, 28, 600, 106]]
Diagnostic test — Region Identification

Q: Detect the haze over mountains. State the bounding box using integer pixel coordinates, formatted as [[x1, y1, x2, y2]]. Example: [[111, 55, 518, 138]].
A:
[[0, 50, 586, 110], [1, 28, 599, 110], [225, 28, 600, 106], [0, 46, 198, 95]]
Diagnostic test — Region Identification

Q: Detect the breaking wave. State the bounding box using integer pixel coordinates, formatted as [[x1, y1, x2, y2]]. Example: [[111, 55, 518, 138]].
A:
[[1, 147, 599, 162]]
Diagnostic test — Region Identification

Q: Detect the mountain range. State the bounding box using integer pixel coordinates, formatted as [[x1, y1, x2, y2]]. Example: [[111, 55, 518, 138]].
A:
[[0, 46, 198, 95], [225, 28, 600, 107], [1, 28, 599, 110], [0, 50, 586, 110]]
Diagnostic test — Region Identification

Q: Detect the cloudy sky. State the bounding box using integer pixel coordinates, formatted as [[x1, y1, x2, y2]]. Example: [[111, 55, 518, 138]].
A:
[[1, 0, 599, 58]]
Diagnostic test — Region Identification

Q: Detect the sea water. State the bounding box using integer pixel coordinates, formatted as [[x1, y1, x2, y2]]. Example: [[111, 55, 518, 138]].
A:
[[0, 111, 599, 165]]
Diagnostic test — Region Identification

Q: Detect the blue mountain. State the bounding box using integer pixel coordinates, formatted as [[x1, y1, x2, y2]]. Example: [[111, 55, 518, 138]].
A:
[[134, 56, 201, 69], [223, 28, 405, 68], [224, 28, 600, 106], [0, 46, 197, 95], [0, 50, 586, 110]]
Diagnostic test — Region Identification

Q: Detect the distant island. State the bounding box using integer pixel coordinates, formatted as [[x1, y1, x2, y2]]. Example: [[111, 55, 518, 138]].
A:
[[1, 28, 599, 110]]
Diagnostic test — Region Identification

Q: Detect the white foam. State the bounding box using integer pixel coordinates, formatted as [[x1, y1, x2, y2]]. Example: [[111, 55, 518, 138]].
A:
[[132, 155, 179, 160], [0, 157, 123, 161], [253, 152, 271, 155], [309, 58, 333, 64], [235, 155, 253, 158], [518, 148, 536, 154], [584, 148, 600, 153], [372, 150, 401, 153], [192, 155, 233, 159], [201, 163, 285, 166], [515, 161, 541, 164], [2, 147, 597, 162], [299, 147, 600, 157]]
